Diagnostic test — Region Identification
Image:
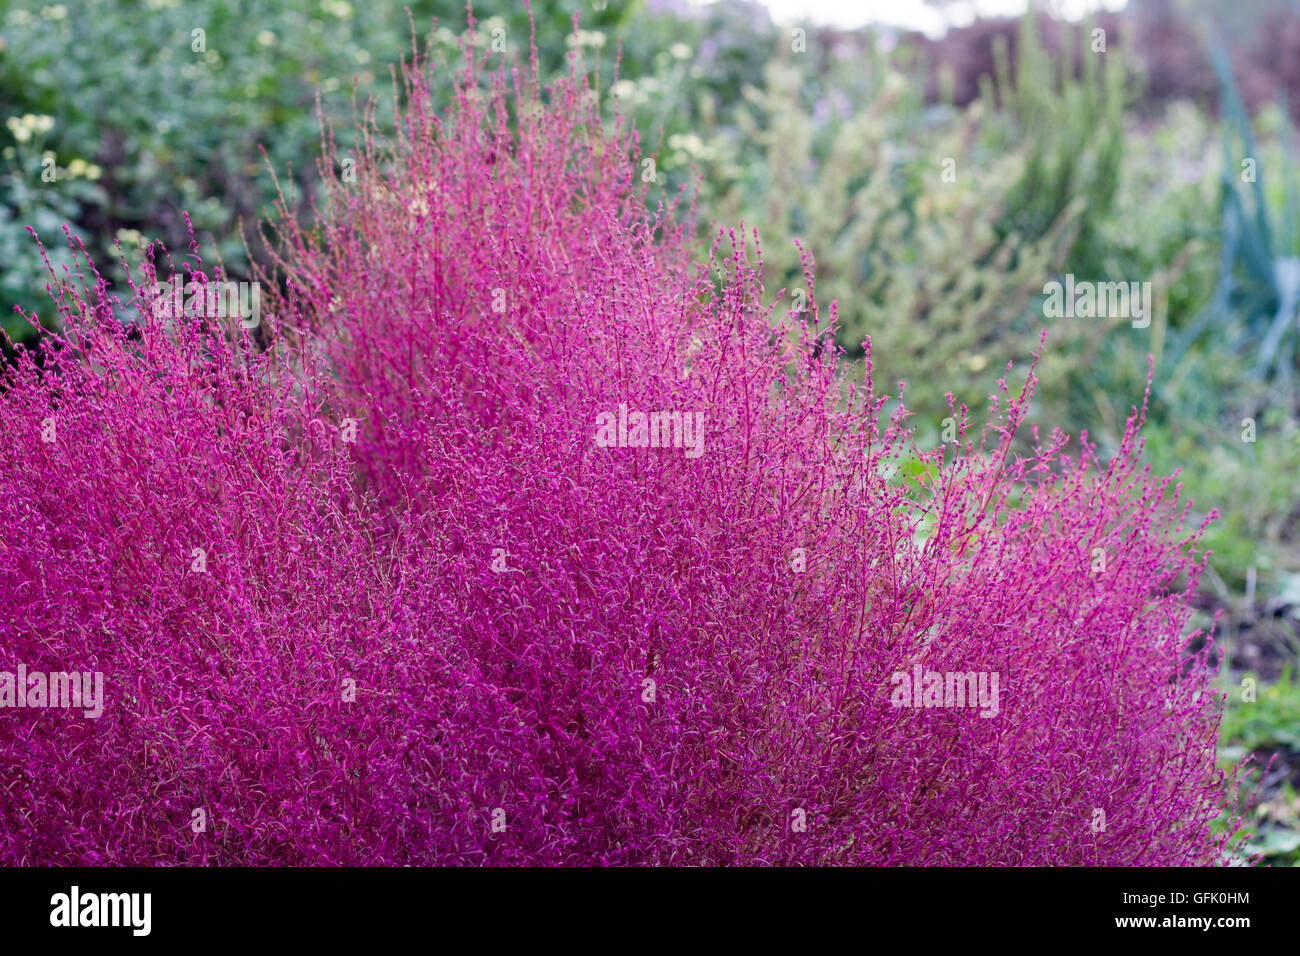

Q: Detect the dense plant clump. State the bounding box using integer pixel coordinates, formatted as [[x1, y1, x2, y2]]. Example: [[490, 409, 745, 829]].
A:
[[0, 30, 1245, 865]]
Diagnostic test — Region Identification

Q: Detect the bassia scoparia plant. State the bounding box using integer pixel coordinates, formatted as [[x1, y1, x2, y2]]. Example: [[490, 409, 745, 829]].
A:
[[0, 25, 1247, 865]]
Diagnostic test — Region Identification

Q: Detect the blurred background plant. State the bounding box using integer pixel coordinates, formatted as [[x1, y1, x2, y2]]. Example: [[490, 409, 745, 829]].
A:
[[3, 0, 1298, 862], [0, 0, 646, 352]]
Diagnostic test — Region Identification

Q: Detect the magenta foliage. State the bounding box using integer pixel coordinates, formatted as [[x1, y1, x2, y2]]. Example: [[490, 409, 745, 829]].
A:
[[0, 34, 1244, 865]]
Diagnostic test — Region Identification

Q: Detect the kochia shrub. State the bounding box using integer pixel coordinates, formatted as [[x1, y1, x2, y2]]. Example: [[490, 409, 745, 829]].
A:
[[0, 31, 1244, 865]]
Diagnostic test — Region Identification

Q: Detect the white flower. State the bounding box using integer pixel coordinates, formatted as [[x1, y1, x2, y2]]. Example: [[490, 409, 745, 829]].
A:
[[6, 114, 55, 142]]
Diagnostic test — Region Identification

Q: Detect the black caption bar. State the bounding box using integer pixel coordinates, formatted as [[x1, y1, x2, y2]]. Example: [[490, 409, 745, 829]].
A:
[[0, 864, 1280, 944]]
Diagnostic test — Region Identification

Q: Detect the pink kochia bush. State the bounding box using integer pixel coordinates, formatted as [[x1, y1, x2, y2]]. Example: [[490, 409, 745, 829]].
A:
[[0, 33, 1245, 865]]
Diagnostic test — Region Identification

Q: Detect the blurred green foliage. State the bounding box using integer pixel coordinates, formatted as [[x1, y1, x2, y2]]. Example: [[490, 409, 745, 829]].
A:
[[0, 0, 647, 346], [700, 13, 1132, 430], [1219, 668, 1300, 864], [1165, 37, 1300, 382], [1222, 668, 1300, 753]]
